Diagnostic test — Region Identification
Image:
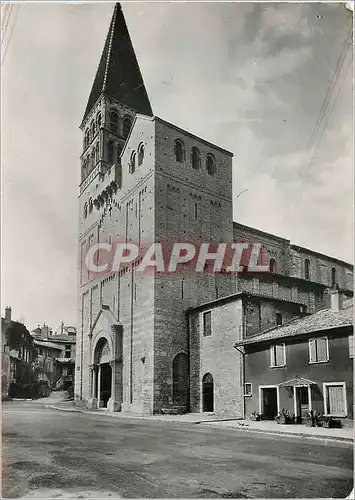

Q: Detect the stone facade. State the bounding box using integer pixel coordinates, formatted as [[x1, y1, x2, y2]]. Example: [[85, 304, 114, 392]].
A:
[[75, 4, 353, 416]]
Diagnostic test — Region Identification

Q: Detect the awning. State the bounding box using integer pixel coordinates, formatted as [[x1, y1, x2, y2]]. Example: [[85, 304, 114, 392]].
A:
[[278, 377, 316, 387]]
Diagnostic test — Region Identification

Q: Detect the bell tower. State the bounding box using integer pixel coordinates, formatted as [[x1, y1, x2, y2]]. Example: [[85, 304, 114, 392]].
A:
[[76, 3, 153, 407], [79, 2, 152, 186]]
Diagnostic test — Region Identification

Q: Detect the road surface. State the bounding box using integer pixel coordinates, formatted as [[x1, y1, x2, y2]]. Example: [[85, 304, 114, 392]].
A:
[[2, 400, 353, 498]]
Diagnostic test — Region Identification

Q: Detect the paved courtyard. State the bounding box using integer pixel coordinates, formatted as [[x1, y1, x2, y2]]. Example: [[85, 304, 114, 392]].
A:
[[2, 400, 353, 499]]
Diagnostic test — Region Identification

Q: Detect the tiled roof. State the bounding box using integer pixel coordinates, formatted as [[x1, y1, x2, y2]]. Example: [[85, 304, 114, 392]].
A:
[[235, 298, 353, 347], [33, 340, 62, 350]]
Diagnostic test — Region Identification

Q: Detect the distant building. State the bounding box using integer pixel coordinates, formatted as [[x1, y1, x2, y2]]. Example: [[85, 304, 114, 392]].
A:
[[1, 307, 37, 399], [31, 323, 77, 390], [234, 289, 353, 424]]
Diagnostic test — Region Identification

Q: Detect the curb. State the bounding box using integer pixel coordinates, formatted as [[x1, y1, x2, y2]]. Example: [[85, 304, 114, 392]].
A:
[[45, 404, 84, 413], [200, 421, 354, 443], [46, 404, 353, 443]]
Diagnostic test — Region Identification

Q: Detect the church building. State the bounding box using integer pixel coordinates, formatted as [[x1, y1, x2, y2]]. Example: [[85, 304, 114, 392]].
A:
[[75, 3, 353, 416]]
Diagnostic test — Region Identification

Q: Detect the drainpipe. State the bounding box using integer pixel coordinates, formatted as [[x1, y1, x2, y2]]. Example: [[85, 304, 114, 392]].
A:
[[234, 345, 245, 419]]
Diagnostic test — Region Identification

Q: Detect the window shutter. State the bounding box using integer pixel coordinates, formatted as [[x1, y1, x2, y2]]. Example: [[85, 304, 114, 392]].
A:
[[276, 344, 285, 365], [349, 336, 354, 358], [317, 337, 328, 361], [309, 339, 316, 362], [270, 346, 275, 366]]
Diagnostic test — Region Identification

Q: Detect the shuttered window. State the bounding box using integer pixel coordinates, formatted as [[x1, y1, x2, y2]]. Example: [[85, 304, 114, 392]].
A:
[[270, 343, 286, 367], [349, 335, 354, 359], [309, 337, 329, 363], [324, 383, 346, 416]]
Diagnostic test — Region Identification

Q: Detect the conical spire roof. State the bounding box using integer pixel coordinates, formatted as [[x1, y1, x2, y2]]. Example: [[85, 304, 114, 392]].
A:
[[82, 3, 153, 124]]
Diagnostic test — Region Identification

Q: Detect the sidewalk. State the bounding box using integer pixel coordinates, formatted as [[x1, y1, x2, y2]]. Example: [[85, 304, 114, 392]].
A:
[[45, 400, 353, 443]]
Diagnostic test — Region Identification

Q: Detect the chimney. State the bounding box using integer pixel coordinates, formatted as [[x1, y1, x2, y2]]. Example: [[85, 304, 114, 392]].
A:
[[330, 287, 343, 312], [5, 306, 12, 321], [42, 323, 49, 340]]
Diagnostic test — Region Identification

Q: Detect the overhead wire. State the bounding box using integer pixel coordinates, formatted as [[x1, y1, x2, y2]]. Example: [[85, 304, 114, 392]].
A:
[[306, 26, 352, 153], [1, 3, 19, 66], [304, 25, 352, 175]]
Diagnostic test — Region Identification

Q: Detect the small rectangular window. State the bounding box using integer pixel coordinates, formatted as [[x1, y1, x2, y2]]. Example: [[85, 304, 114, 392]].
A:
[[276, 313, 282, 326], [349, 335, 354, 359], [270, 343, 286, 367], [309, 337, 329, 363], [203, 311, 212, 337], [65, 344, 71, 359], [244, 383, 252, 397]]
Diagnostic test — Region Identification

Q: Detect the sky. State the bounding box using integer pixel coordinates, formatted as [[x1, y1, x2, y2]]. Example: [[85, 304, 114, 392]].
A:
[[1, 1, 353, 329]]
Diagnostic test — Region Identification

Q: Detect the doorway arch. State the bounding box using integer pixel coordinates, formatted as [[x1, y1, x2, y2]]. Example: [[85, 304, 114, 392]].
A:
[[172, 353, 189, 408], [93, 338, 112, 408], [202, 372, 214, 412]]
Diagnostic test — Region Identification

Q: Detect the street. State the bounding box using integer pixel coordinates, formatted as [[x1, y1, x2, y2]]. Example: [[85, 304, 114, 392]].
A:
[[2, 400, 353, 499]]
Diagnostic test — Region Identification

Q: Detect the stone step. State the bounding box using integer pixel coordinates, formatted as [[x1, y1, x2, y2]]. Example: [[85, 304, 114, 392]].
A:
[[161, 406, 187, 415]]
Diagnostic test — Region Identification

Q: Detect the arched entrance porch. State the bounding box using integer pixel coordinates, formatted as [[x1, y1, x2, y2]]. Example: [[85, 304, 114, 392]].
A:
[[87, 331, 123, 412]]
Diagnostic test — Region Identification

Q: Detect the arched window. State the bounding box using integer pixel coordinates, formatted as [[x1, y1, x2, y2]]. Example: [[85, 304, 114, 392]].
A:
[[130, 151, 136, 174], [83, 203, 88, 219], [91, 120, 96, 139], [202, 372, 214, 412], [89, 198, 93, 214], [110, 110, 119, 135], [84, 129, 90, 149], [116, 145, 123, 162], [305, 259, 310, 280], [122, 116, 132, 139], [269, 258, 276, 273], [107, 140, 114, 164], [191, 147, 201, 170], [206, 154, 216, 176], [174, 140, 185, 163], [95, 142, 100, 163], [91, 149, 96, 167], [138, 143, 144, 166], [96, 112, 102, 129], [172, 353, 189, 408], [331, 267, 337, 286]]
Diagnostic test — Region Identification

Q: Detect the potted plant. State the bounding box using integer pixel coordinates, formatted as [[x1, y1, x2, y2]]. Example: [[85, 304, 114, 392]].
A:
[[305, 410, 320, 427], [321, 416, 342, 428], [250, 411, 262, 421], [275, 408, 295, 424]]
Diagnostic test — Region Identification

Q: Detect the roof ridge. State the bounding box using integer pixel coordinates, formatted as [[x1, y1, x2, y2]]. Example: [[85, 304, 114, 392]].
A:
[[102, 3, 117, 92]]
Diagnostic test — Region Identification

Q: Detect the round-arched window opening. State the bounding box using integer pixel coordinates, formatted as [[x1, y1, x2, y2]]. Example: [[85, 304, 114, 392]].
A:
[[130, 151, 136, 174], [122, 116, 132, 139], [110, 110, 119, 135], [97, 112, 102, 129], [174, 140, 185, 163], [269, 258, 276, 274], [89, 198, 93, 214], [83, 203, 88, 219], [138, 143, 145, 166], [206, 154, 216, 176], [91, 120, 96, 139], [191, 147, 201, 170], [305, 259, 311, 280]]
